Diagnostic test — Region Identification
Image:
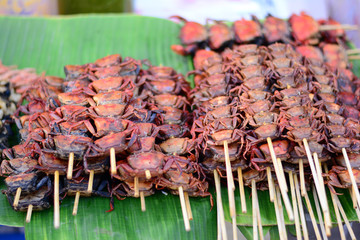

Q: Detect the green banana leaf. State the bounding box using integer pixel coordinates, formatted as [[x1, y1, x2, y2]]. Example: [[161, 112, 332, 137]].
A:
[[0, 14, 360, 240]]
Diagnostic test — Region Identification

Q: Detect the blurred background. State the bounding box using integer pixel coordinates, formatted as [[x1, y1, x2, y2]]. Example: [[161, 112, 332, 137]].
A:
[[0, 0, 360, 239]]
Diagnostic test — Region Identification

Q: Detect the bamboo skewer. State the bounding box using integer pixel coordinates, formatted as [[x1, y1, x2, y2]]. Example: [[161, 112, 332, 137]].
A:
[[312, 185, 328, 240], [303, 189, 321, 240], [267, 167, 275, 202], [232, 216, 237, 240], [214, 170, 227, 240], [342, 148, 360, 209], [72, 191, 80, 216], [223, 141, 236, 217], [237, 167, 247, 213], [299, 159, 306, 196], [276, 187, 287, 240], [26, 204, 33, 223], [145, 170, 151, 180], [252, 179, 258, 240], [267, 137, 294, 221], [54, 170, 60, 229], [346, 49, 360, 55], [318, 24, 358, 31], [140, 191, 146, 212], [294, 174, 309, 240], [348, 55, 360, 60], [254, 180, 264, 240], [273, 185, 286, 240], [13, 187, 21, 207], [87, 170, 94, 193], [110, 147, 116, 175], [333, 194, 357, 240], [179, 186, 191, 232], [313, 153, 331, 236], [288, 171, 301, 240], [184, 192, 193, 220], [302, 138, 330, 229], [67, 152, 74, 179], [217, 209, 221, 240], [134, 176, 139, 198]]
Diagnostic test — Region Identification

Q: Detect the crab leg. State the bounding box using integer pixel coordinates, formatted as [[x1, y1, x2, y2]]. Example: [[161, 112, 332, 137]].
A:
[[26, 204, 33, 223], [267, 137, 294, 221], [178, 186, 191, 232], [13, 187, 21, 207], [214, 170, 227, 240], [67, 152, 74, 179], [288, 171, 301, 240], [110, 147, 116, 175], [342, 148, 360, 210], [54, 170, 60, 229]]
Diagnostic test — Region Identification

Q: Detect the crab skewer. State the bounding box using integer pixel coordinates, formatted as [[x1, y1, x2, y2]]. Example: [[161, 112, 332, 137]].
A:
[[178, 186, 191, 232], [72, 169, 95, 216], [13, 187, 21, 207], [252, 179, 259, 240], [273, 184, 287, 240], [275, 186, 287, 240], [266, 167, 275, 202], [184, 192, 193, 220], [253, 179, 264, 240], [67, 152, 74, 179], [333, 192, 356, 240], [26, 204, 33, 223], [303, 184, 321, 240], [110, 147, 116, 175], [299, 159, 306, 196]]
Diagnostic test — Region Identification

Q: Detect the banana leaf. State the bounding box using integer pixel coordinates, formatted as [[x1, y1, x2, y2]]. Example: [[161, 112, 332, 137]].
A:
[[0, 14, 360, 240]]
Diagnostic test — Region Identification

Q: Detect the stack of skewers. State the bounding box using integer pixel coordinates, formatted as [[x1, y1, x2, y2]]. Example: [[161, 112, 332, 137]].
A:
[[1, 11, 360, 239]]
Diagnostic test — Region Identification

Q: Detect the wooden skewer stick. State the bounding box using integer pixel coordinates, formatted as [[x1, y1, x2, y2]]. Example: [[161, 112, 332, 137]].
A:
[[178, 186, 191, 232], [267, 137, 294, 221], [254, 180, 264, 240], [273, 185, 286, 240], [140, 191, 146, 212], [303, 188, 321, 240], [87, 170, 94, 193], [223, 141, 236, 220], [145, 170, 151, 180], [232, 216, 237, 240], [318, 24, 358, 31], [299, 159, 306, 196], [110, 147, 116, 175], [184, 192, 193, 220], [72, 191, 80, 216], [217, 208, 221, 240], [333, 192, 357, 240], [348, 55, 360, 60], [238, 167, 247, 212], [54, 170, 60, 229], [267, 167, 275, 202], [26, 204, 33, 223], [313, 153, 331, 236], [346, 49, 360, 55], [134, 176, 139, 198], [214, 170, 227, 240], [288, 171, 301, 240], [312, 185, 328, 240], [67, 152, 74, 179], [342, 148, 360, 209], [252, 179, 259, 240], [294, 173, 309, 240], [302, 139, 329, 226], [349, 188, 360, 221], [276, 187, 288, 240], [13, 187, 21, 207], [325, 171, 346, 239]]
